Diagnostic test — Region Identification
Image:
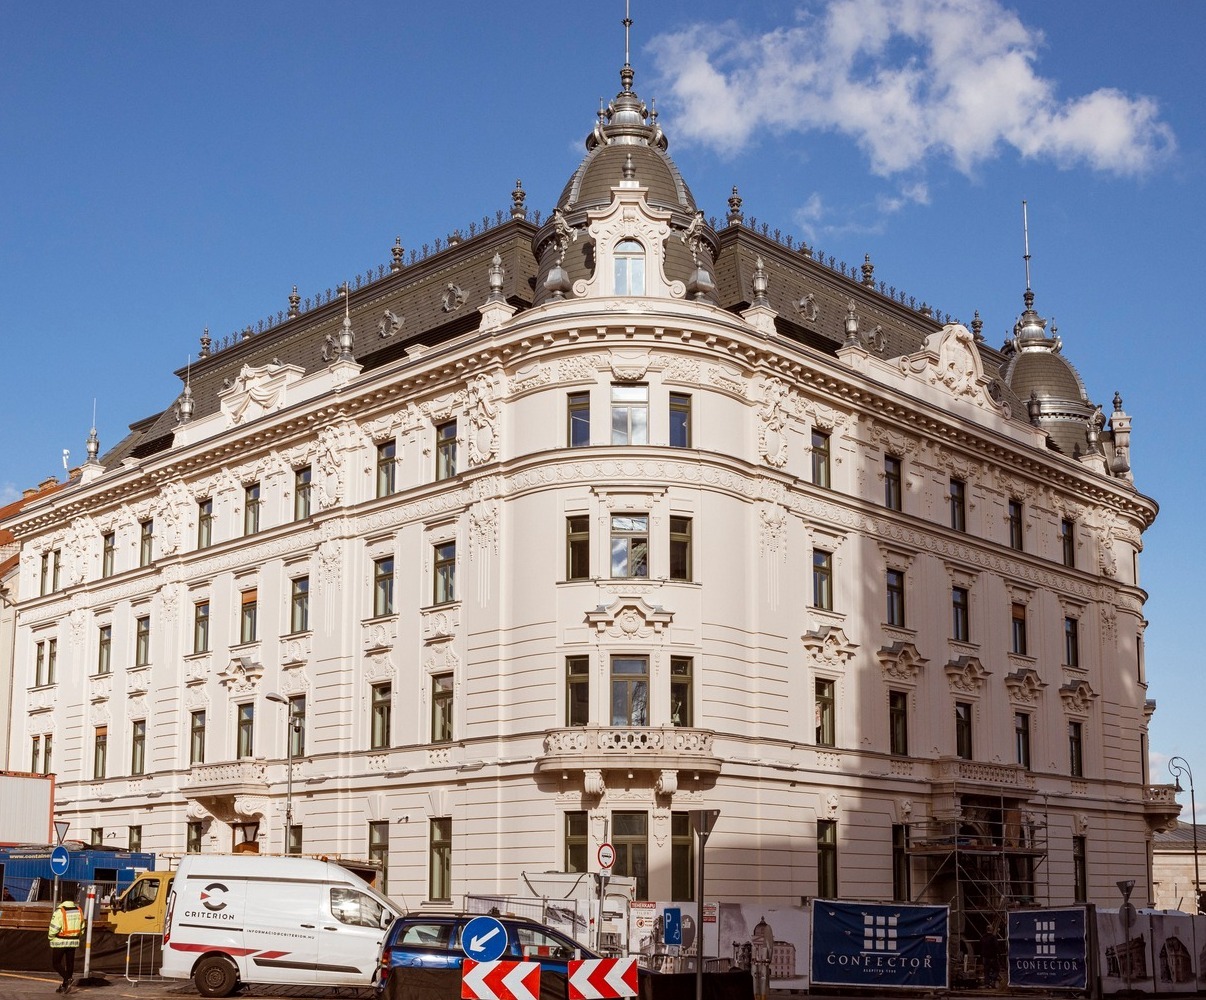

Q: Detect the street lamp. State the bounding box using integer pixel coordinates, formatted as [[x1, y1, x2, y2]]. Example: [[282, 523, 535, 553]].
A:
[[1169, 756, 1200, 913], [266, 693, 297, 854], [691, 809, 719, 1000]]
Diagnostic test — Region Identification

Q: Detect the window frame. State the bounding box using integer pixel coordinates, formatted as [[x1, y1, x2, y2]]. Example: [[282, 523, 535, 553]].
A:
[[376, 440, 398, 497], [610, 384, 649, 445], [609, 514, 649, 579], [812, 550, 833, 611], [567, 392, 591, 448], [244, 483, 262, 535], [139, 519, 154, 567], [1015, 712, 1031, 768], [884, 455, 903, 511], [97, 624, 113, 675], [431, 672, 454, 743], [435, 420, 457, 480], [566, 655, 589, 727], [817, 819, 838, 898], [566, 516, 590, 581], [811, 430, 831, 489], [949, 479, 966, 532], [613, 239, 646, 296], [288, 695, 306, 757], [952, 586, 970, 641], [886, 569, 906, 627], [294, 466, 313, 520], [611, 810, 649, 899], [134, 615, 151, 667], [429, 817, 452, 902], [433, 541, 456, 605], [955, 701, 973, 760], [93, 725, 108, 780], [101, 531, 116, 577], [373, 556, 395, 617], [1061, 518, 1076, 567], [239, 589, 258, 644], [610, 655, 649, 727], [371, 682, 392, 750], [290, 576, 310, 634], [888, 690, 909, 756], [193, 601, 210, 654], [189, 710, 206, 765], [1008, 499, 1024, 550], [815, 678, 835, 747], [1064, 616, 1080, 667], [669, 516, 692, 582], [566, 811, 588, 873], [1011, 602, 1028, 656], [197, 498, 214, 549], [670, 656, 693, 727], [1069, 720, 1084, 777], [669, 393, 692, 448], [236, 704, 255, 759], [130, 719, 146, 776]]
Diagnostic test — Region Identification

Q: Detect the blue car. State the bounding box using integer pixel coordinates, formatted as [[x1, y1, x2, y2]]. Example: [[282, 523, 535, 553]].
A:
[[377, 911, 599, 991]]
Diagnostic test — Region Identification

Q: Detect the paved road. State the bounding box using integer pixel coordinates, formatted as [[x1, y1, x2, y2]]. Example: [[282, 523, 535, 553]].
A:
[[0, 970, 376, 999]]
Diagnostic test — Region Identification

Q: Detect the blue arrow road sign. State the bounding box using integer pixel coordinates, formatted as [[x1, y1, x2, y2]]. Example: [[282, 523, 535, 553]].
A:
[[462, 915, 508, 963], [664, 907, 682, 946], [50, 845, 70, 877]]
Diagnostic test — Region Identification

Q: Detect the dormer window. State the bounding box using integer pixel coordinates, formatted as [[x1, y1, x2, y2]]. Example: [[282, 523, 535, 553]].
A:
[[614, 239, 645, 295]]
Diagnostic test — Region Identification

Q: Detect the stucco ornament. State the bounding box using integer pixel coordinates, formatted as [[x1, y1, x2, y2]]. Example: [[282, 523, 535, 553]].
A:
[[466, 374, 500, 465], [756, 377, 792, 468], [900, 323, 1004, 412], [314, 424, 346, 509]]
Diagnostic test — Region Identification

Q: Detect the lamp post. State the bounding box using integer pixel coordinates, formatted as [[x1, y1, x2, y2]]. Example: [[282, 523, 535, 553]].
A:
[[266, 693, 295, 854], [1169, 756, 1200, 913], [1116, 879, 1135, 991], [691, 809, 719, 1000]]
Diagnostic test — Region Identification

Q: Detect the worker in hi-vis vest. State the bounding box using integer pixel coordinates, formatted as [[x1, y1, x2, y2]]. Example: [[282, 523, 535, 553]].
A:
[[47, 898, 84, 994]]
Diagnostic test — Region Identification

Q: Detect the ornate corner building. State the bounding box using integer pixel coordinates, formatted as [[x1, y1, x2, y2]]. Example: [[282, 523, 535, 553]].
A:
[[3, 53, 1168, 948]]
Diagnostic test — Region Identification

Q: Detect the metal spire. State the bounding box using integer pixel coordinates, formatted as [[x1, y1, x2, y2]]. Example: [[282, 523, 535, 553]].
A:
[[1022, 199, 1032, 293], [623, 0, 632, 69]]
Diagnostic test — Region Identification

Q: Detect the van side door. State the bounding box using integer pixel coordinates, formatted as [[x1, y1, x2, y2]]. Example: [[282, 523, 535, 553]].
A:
[[315, 885, 394, 985]]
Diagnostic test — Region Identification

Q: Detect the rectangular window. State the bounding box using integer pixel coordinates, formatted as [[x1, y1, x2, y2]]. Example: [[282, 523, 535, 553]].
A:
[[1069, 721, 1084, 777], [1064, 617, 1080, 667], [1072, 835, 1087, 903], [290, 577, 310, 633], [671, 811, 695, 901], [294, 466, 312, 520], [435, 420, 457, 480], [610, 385, 648, 445], [568, 392, 591, 448], [952, 702, 973, 760], [612, 811, 649, 900], [669, 517, 692, 581], [130, 720, 146, 776], [1011, 602, 1028, 655], [1008, 499, 1024, 550], [892, 824, 911, 902], [433, 541, 456, 604], [40, 550, 60, 595], [128, 826, 142, 852], [373, 556, 395, 616], [817, 820, 838, 898], [565, 811, 588, 873], [1061, 518, 1076, 567], [240, 589, 258, 644], [1015, 712, 1031, 768], [812, 550, 833, 610], [952, 587, 969, 641], [135, 616, 151, 666], [670, 656, 693, 727], [189, 710, 206, 765], [197, 499, 214, 549], [102, 531, 116, 577], [566, 516, 590, 580], [187, 821, 203, 854], [31, 735, 40, 774], [34, 638, 58, 687], [288, 695, 306, 758], [97, 625, 112, 675], [90, 828, 103, 848], [614, 240, 646, 295], [42, 734, 53, 774], [139, 520, 154, 567], [376, 441, 397, 497], [610, 656, 649, 727], [431, 673, 454, 743], [815, 678, 835, 747], [236, 704, 254, 759], [93, 725, 108, 779], [884, 455, 902, 511], [610, 514, 648, 578], [889, 690, 909, 756], [244, 483, 261, 535], [429, 817, 452, 902], [371, 682, 392, 749], [193, 602, 210, 654], [369, 820, 390, 897], [566, 656, 589, 727], [886, 569, 906, 627], [669, 393, 692, 448], [949, 479, 966, 531], [287, 824, 303, 856], [811, 430, 831, 488]]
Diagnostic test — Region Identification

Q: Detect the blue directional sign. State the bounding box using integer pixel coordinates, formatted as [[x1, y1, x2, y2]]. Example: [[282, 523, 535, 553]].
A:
[[664, 907, 682, 946], [50, 845, 71, 877], [462, 915, 508, 963]]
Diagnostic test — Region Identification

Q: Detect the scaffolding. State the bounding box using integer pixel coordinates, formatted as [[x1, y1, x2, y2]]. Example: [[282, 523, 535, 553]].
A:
[[908, 792, 1049, 985]]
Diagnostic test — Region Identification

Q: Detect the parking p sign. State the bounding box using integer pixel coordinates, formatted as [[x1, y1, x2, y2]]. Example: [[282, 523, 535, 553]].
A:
[[663, 908, 682, 946]]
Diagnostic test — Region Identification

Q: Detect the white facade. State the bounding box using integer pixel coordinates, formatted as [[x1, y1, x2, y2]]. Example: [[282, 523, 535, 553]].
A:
[[2, 61, 1169, 957]]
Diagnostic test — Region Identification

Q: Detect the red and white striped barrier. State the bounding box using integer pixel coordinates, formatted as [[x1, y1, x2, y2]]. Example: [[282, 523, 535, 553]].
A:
[[568, 957, 639, 1000], [461, 959, 541, 1000]]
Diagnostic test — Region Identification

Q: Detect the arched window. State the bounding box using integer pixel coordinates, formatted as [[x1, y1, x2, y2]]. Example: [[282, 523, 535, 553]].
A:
[[614, 239, 645, 295]]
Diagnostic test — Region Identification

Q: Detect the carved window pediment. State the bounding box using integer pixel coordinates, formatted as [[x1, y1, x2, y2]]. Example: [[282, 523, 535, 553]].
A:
[[1059, 679, 1097, 715], [877, 641, 928, 683], [586, 598, 673, 640], [1005, 667, 1046, 704], [218, 655, 263, 693], [945, 655, 990, 694], [802, 625, 858, 669]]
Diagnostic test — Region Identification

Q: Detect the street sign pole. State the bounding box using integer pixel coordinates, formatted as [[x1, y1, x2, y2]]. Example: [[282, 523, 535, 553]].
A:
[[596, 842, 615, 954]]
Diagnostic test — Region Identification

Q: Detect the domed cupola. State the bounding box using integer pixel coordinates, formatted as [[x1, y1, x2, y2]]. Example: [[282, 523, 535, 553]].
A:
[[533, 54, 718, 306]]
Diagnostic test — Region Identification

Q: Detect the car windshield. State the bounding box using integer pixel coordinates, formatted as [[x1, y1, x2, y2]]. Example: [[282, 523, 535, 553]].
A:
[[515, 925, 582, 959]]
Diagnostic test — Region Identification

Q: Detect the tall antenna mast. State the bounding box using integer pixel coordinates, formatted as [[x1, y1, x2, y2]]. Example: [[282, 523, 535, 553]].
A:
[[1022, 199, 1032, 292], [623, 0, 632, 68]]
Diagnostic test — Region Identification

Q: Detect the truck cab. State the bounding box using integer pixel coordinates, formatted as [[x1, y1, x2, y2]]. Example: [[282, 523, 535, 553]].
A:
[[108, 871, 174, 935]]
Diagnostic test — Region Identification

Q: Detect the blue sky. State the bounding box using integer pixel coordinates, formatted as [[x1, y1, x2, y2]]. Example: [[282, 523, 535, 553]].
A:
[[2, 2, 1202, 811]]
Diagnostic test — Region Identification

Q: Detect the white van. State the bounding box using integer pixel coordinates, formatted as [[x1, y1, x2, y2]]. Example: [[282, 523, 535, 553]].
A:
[[160, 854, 400, 997]]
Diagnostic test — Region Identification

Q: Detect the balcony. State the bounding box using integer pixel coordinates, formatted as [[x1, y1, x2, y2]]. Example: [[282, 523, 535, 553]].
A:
[[1144, 782, 1181, 832], [930, 757, 1037, 792], [538, 727, 722, 794], [181, 760, 270, 817]]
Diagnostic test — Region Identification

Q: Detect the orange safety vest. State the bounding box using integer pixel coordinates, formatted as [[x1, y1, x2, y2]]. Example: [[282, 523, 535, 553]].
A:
[[55, 905, 83, 939]]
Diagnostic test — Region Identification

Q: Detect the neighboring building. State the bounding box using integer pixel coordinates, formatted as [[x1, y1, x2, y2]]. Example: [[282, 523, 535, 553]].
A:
[[0, 476, 73, 771], [1, 52, 1171, 961], [1152, 824, 1203, 912]]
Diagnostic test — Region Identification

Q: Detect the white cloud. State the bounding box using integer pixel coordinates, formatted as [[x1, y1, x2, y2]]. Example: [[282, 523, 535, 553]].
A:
[[649, 0, 1175, 177]]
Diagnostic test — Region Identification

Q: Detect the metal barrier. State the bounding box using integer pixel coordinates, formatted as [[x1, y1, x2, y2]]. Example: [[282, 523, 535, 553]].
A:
[[124, 931, 165, 983]]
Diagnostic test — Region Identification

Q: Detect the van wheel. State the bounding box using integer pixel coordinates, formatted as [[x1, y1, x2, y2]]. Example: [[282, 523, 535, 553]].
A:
[[195, 955, 239, 998]]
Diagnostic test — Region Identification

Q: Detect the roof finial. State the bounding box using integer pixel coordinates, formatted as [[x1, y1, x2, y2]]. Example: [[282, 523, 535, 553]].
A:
[[623, 0, 632, 70], [1022, 198, 1033, 304]]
